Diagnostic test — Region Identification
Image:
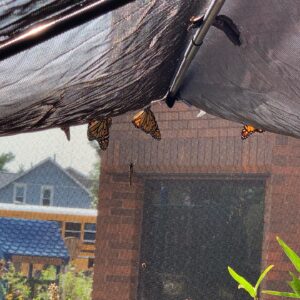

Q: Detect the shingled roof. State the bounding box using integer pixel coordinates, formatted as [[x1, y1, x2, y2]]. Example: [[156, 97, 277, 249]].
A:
[[0, 218, 69, 263], [0, 172, 18, 189], [65, 167, 94, 190]]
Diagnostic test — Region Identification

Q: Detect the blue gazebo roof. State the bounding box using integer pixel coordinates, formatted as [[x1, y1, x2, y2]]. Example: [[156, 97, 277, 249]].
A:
[[0, 217, 69, 263]]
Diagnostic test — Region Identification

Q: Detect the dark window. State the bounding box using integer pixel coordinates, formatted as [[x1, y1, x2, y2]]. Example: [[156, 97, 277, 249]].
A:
[[138, 179, 265, 300], [65, 222, 81, 238], [14, 184, 26, 203], [41, 186, 53, 206], [88, 257, 95, 268], [84, 223, 96, 243]]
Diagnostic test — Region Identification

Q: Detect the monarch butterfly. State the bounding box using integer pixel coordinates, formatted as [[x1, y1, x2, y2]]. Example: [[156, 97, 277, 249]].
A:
[[132, 107, 161, 140], [241, 125, 264, 140], [87, 117, 112, 150]]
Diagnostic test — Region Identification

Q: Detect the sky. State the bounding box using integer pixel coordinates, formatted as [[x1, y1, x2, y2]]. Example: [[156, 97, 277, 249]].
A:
[[0, 125, 98, 176]]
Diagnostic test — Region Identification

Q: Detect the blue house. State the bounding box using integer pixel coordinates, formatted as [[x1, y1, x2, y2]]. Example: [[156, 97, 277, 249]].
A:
[[0, 158, 93, 208]]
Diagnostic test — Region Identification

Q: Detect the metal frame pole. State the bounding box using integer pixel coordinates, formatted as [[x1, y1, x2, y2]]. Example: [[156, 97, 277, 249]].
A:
[[0, 0, 135, 61], [168, 0, 226, 101]]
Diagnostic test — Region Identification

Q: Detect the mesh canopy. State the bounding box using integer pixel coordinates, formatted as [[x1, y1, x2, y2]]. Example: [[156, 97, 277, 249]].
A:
[[0, 0, 299, 138], [0, 0, 201, 134], [180, 0, 300, 138], [0, 0, 86, 40]]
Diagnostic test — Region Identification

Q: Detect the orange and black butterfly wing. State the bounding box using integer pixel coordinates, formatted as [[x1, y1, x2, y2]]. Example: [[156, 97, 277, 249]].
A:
[[147, 110, 161, 140], [87, 121, 97, 141], [132, 108, 161, 140], [97, 138, 110, 151], [241, 125, 264, 140], [87, 118, 112, 150], [132, 110, 146, 129], [241, 127, 250, 140]]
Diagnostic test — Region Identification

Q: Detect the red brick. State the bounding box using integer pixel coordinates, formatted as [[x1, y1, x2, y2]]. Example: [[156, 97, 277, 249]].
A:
[[188, 120, 209, 129], [109, 241, 139, 251], [118, 250, 139, 260], [178, 111, 196, 120], [265, 251, 283, 261], [94, 104, 300, 300], [111, 208, 137, 217], [275, 136, 289, 145], [272, 155, 287, 167], [106, 275, 136, 284]]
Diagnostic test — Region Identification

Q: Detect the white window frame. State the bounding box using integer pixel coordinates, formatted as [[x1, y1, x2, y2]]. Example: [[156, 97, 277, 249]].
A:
[[83, 223, 96, 244], [40, 185, 54, 206], [13, 183, 27, 204]]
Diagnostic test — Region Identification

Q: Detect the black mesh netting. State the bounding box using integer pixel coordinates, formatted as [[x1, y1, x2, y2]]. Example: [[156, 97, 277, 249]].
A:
[[0, 0, 202, 134], [0, 0, 299, 137]]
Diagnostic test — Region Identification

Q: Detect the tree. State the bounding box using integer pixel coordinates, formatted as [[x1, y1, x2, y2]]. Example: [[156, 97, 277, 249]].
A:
[[88, 142, 100, 208], [0, 153, 15, 172]]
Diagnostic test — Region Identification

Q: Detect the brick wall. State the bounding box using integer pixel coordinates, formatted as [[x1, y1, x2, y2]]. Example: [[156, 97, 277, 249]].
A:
[[93, 102, 300, 300]]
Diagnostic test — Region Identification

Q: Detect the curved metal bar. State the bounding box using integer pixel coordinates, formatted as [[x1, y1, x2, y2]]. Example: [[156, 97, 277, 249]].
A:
[[0, 0, 135, 62]]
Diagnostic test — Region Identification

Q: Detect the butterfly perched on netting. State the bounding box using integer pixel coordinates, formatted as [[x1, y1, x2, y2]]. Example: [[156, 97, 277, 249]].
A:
[[132, 107, 161, 140], [241, 125, 264, 140], [87, 117, 112, 150]]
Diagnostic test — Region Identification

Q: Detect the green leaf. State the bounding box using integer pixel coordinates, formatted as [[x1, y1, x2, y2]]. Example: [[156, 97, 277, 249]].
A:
[[277, 237, 300, 273], [228, 266, 256, 298], [254, 265, 274, 292], [288, 272, 300, 295], [263, 290, 300, 298]]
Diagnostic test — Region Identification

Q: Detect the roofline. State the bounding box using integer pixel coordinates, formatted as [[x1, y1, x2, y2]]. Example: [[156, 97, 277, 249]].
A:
[[0, 171, 16, 175], [66, 166, 88, 178], [0, 157, 92, 197], [0, 203, 97, 217], [0, 157, 52, 189], [50, 159, 92, 197]]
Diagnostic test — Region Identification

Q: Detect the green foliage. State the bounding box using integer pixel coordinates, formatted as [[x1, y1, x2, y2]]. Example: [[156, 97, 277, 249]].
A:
[[254, 265, 274, 292], [229, 236, 300, 299], [0, 153, 15, 172], [228, 265, 273, 299], [288, 272, 300, 295], [60, 266, 92, 300], [277, 237, 300, 273], [262, 237, 300, 299], [2, 263, 31, 299], [263, 291, 300, 298], [32, 266, 57, 300], [0, 264, 92, 300], [40, 267, 57, 282]]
